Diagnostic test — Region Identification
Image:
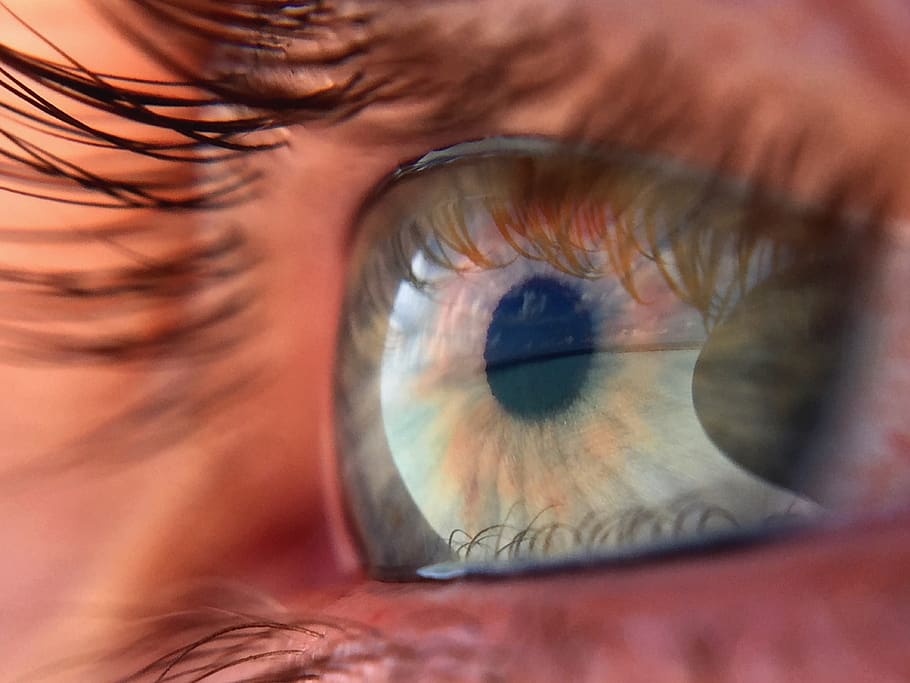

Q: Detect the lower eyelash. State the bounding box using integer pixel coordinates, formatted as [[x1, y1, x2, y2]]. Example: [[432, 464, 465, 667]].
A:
[[444, 496, 814, 565]]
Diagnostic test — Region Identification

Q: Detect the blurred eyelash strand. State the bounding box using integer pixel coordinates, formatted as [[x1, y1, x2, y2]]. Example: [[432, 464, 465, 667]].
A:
[[0, 2, 289, 209]]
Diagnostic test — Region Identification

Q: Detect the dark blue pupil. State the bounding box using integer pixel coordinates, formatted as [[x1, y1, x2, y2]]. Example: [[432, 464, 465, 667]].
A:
[[483, 276, 596, 419]]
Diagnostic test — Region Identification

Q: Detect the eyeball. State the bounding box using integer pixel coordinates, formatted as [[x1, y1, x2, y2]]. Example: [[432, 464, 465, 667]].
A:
[[334, 137, 872, 579]]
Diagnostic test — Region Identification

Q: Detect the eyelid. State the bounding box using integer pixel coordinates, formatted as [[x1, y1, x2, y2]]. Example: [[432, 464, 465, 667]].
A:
[[45, 0, 906, 231], [343, 78, 904, 264], [167, 1, 910, 221]]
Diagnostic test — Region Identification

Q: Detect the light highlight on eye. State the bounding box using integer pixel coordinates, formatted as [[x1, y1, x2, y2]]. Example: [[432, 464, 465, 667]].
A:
[[335, 138, 869, 579]]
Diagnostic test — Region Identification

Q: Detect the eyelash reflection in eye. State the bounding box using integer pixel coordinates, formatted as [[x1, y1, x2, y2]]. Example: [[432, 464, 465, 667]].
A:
[[334, 137, 879, 581]]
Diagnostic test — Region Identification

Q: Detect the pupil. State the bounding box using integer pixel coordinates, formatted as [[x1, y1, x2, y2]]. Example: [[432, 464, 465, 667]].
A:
[[484, 276, 596, 420]]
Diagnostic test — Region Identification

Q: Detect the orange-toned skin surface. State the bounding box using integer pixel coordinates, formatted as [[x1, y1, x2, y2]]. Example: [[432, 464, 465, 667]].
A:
[[2, 1, 910, 680]]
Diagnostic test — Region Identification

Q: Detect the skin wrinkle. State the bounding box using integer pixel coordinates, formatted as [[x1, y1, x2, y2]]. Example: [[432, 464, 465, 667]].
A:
[[2, 0, 910, 681]]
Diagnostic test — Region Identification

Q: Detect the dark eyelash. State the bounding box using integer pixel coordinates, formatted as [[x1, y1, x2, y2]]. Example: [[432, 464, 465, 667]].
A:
[[0, 1, 391, 211], [0, 9, 280, 209]]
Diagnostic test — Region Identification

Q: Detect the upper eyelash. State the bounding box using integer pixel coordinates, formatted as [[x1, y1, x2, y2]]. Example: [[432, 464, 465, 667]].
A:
[[0, 6, 285, 209], [0, 0, 386, 210]]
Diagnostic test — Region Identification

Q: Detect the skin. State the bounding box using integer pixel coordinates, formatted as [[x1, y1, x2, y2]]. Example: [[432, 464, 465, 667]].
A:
[[2, 0, 910, 680]]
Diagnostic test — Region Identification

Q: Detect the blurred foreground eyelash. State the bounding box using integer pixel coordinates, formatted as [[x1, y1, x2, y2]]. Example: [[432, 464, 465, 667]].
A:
[[0, 4, 313, 477], [0, 2, 288, 209], [0, 224, 267, 481]]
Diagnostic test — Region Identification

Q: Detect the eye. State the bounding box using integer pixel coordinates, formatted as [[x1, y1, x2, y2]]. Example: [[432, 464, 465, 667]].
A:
[[334, 137, 874, 580]]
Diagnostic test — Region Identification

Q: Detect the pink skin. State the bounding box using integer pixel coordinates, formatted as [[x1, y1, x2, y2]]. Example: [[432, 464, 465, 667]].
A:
[[2, 0, 910, 680]]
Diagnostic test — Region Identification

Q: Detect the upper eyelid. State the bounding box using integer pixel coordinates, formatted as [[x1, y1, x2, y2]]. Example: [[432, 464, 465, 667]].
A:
[[176, 0, 909, 224], [4, 2, 908, 225]]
